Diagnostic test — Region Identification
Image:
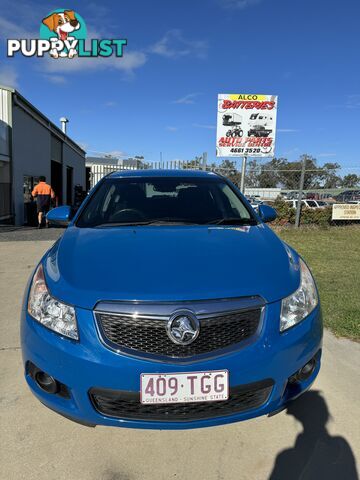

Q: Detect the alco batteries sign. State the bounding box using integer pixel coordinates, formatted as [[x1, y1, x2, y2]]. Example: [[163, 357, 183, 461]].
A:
[[216, 94, 278, 157]]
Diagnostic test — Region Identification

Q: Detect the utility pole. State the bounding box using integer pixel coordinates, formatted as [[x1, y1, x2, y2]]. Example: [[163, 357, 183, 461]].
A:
[[295, 155, 307, 228], [240, 156, 247, 193]]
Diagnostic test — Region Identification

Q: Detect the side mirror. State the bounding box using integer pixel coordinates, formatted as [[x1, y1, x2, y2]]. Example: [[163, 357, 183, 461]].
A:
[[258, 204, 277, 223], [46, 206, 73, 226]]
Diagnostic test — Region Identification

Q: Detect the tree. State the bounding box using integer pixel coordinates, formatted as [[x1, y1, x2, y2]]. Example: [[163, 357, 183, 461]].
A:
[[278, 155, 322, 190], [183, 156, 202, 169], [317, 162, 342, 188], [245, 159, 261, 187], [207, 154, 360, 192], [257, 158, 284, 188], [274, 155, 339, 190], [244, 155, 333, 190], [218, 159, 241, 186], [342, 174, 360, 188]]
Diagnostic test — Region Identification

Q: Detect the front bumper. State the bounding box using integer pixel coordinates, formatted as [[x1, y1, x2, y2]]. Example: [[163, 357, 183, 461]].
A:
[[21, 301, 322, 429]]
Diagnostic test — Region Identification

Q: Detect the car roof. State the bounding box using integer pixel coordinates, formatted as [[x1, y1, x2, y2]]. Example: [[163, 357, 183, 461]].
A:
[[108, 169, 220, 179]]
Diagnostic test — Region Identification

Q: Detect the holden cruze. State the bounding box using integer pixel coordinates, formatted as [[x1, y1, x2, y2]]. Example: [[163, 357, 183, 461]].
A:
[[21, 170, 322, 429]]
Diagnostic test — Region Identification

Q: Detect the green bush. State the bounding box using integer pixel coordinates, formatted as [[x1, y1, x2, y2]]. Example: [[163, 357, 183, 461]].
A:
[[271, 198, 332, 226], [271, 198, 296, 225], [301, 206, 332, 226]]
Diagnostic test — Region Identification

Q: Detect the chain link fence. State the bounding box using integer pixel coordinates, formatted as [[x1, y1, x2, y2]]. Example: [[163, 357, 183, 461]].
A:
[[240, 156, 360, 227]]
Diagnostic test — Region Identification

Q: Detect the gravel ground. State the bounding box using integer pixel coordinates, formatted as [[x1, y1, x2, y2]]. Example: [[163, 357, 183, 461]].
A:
[[0, 226, 64, 242]]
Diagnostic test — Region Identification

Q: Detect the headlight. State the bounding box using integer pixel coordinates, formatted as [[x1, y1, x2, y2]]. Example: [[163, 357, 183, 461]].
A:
[[27, 264, 78, 340], [280, 259, 318, 332]]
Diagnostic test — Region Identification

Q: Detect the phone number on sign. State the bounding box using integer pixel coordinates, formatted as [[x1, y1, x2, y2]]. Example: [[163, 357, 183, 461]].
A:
[[229, 148, 262, 154]]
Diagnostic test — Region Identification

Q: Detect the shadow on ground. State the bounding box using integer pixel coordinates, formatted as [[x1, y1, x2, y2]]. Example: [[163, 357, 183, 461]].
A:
[[269, 390, 358, 480]]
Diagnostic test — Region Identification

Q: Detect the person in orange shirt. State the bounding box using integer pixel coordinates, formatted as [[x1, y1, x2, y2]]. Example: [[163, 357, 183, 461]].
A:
[[31, 176, 55, 228]]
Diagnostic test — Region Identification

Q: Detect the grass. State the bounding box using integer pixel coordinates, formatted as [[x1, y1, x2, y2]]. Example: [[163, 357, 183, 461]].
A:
[[276, 226, 360, 341]]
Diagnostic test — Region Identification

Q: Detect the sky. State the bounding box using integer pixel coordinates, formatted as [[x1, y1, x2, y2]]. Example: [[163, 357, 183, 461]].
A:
[[0, 0, 359, 171]]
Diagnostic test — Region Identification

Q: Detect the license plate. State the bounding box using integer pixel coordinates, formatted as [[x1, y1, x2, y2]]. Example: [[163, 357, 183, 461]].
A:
[[140, 370, 229, 404]]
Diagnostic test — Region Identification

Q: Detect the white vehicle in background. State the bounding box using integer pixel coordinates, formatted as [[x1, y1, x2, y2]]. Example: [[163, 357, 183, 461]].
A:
[[315, 200, 330, 208], [285, 199, 329, 209], [246, 196, 263, 212]]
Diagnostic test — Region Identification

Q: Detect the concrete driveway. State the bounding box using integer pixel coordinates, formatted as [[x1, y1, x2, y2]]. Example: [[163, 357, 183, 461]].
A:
[[1, 239, 359, 480]]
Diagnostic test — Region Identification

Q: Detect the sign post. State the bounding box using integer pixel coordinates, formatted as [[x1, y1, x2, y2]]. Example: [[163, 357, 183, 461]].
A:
[[295, 156, 306, 228], [240, 157, 247, 193]]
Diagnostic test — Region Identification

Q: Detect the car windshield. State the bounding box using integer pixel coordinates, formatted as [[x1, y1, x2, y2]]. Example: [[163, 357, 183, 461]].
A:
[[76, 176, 256, 227]]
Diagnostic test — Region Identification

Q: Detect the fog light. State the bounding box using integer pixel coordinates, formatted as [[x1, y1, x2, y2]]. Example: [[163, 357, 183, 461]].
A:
[[26, 361, 70, 398], [297, 358, 316, 381], [289, 357, 317, 383], [34, 371, 59, 394]]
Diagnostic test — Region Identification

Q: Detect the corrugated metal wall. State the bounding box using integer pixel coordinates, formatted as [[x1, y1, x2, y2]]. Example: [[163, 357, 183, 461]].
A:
[[0, 88, 11, 158], [0, 88, 12, 219], [0, 88, 11, 123], [51, 134, 62, 163]]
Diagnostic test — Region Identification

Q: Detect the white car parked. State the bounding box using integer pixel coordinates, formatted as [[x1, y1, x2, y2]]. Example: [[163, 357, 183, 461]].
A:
[[285, 199, 329, 209]]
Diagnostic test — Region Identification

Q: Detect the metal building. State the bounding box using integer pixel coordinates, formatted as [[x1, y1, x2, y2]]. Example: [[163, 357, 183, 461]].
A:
[[0, 85, 86, 226]]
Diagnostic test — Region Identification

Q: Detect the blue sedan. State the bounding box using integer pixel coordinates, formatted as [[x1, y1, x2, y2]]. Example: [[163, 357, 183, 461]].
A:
[[21, 170, 322, 429]]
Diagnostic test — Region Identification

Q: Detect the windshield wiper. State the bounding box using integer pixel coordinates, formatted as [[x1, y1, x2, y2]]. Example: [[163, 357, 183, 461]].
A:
[[208, 217, 258, 226], [94, 219, 200, 227], [94, 221, 155, 227]]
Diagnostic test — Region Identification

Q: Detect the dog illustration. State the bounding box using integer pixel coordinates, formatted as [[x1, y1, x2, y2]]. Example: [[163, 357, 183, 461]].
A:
[[42, 10, 80, 58]]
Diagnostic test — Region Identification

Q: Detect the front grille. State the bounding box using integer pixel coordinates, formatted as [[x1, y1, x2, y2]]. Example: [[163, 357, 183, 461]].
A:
[[96, 308, 261, 359], [90, 380, 273, 422]]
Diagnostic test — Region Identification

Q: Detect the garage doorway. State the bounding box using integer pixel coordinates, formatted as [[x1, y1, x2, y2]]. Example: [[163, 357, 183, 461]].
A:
[[23, 175, 39, 226], [51, 160, 62, 206], [0, 160, 11, 221], [66, 166, 73, 205], [86, 166, 91, 192]]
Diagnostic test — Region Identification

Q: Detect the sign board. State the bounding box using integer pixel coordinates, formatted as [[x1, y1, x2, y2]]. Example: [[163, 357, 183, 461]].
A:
[[332, 203, 360, 220], [216, 93, 278, 158]]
